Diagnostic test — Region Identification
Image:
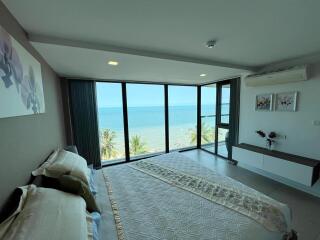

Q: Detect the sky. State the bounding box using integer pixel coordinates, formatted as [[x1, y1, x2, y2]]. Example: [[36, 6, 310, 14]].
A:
[[96, 82, 229, 108]]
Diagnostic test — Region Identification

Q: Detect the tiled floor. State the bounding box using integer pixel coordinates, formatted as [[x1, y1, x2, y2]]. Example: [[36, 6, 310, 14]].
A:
[[181, 149, 320, 240]]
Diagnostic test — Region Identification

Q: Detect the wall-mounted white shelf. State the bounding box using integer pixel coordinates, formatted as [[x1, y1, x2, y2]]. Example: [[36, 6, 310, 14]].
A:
[[233, 143, 320, 187]]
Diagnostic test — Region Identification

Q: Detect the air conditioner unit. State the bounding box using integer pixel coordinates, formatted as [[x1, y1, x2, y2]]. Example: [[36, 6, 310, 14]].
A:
[[244, 65, 308, 87]]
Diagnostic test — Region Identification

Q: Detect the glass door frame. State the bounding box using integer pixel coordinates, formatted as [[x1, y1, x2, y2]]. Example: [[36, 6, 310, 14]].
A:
[[215, 80, 231, 159], [198, 79, 233, 160]]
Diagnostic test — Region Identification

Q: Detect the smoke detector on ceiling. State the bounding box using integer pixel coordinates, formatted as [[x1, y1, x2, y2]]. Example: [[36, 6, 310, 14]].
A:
[[206, 40, 217, 48]]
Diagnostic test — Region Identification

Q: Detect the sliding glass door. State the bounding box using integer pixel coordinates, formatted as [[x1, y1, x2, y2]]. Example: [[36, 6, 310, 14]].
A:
[[126, 84, 165, 159], [168, 86, 197, 150], [96, 82, 126, 163], [200, 80, 232, 159], [200, 84, 216, 153], [216, 83, 231, 158]]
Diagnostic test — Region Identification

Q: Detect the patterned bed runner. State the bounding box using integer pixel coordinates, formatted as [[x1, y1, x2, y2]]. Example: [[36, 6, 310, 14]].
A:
[[128, 160, 288, 234]]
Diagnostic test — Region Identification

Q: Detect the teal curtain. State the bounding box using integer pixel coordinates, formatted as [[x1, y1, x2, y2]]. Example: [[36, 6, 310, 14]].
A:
[[69, 80, 101, 168]]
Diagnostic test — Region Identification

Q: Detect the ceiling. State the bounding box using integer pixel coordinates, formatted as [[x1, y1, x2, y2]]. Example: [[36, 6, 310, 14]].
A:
[[3, 0, 320, 84], [31, 42, 244, 84]]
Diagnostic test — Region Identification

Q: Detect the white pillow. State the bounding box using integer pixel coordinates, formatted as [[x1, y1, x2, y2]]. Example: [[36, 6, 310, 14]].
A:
[[0, 187, 28, 237], [32, 149, 90, 185], [0, 185, 93, 240]]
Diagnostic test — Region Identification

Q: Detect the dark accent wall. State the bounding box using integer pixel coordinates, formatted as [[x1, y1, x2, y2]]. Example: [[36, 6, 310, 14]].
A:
[[0, 3, 66, 207]]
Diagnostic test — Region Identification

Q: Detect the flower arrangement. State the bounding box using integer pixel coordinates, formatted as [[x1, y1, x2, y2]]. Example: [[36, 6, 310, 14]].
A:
[[256, 130, 277, 150]]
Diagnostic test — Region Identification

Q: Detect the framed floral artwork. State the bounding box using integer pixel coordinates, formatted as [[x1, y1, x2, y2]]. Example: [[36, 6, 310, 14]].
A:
[[255, 93, 273, 111], [0, 24, 45, 119], [275, 92, 298, 112]]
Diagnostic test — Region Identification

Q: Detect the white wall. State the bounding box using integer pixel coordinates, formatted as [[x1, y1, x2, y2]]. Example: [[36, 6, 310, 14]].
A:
[[239, 63, 320, 160]]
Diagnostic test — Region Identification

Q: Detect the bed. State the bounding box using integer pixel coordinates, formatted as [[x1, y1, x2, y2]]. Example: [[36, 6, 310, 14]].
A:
[[0, 149, 296, 240], [95, 152, 295, 240]]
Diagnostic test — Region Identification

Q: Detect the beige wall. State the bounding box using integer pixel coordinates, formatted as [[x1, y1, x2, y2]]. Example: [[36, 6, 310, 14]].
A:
[[0, 3, 66, 207]]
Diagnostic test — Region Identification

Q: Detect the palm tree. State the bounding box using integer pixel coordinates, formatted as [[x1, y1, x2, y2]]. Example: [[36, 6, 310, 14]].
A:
[[189, 122, 215, 144], [130, 135, 148, 155], [100, 129, 117, 160]]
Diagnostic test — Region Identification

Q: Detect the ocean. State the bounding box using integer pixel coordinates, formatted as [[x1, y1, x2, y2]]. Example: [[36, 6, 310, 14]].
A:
[[97, 104, 229, 159]]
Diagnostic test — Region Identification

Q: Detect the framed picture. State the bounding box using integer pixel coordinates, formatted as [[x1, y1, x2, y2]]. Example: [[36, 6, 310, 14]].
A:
[[0, 24, 45, 119], [255, 93, 273, 111], [275, 91, 298, 112]]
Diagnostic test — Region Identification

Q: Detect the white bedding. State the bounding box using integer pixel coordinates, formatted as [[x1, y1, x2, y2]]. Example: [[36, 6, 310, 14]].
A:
[[0, 185, 93, 240], [32, 149, 91, 185], [96, 153, 293, 240]]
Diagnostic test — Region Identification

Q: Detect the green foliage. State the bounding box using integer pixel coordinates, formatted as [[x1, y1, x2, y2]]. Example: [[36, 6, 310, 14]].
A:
[[100, 129, 117, 160], [130, 135, 148, 155], [189, 122, 215, 144]]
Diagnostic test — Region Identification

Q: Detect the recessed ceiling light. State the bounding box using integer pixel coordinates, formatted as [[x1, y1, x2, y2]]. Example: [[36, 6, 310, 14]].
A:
[[108, 61, 119, 66], [200, 74, 207, 77]]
